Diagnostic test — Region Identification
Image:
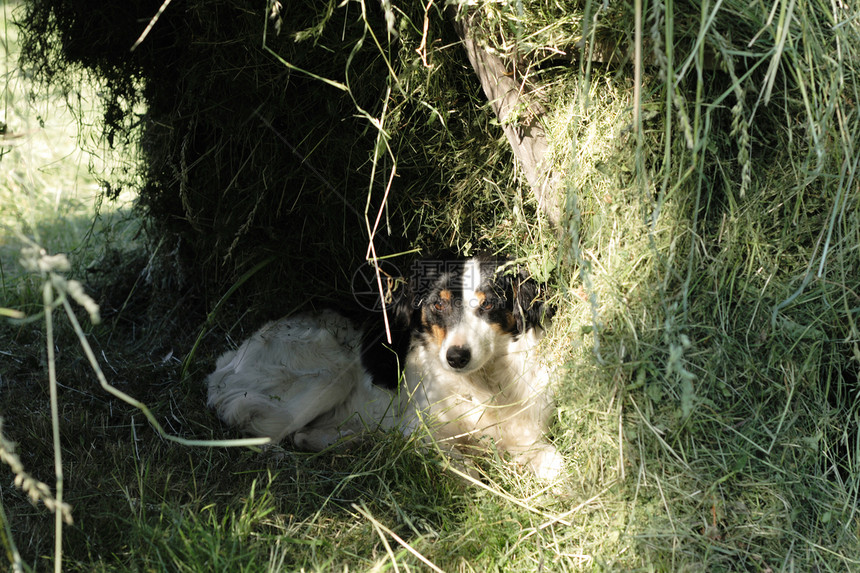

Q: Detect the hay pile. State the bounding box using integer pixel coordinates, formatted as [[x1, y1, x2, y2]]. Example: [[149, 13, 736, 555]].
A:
[[511, 0, 860, 567], [12, 0, 860, 569], [17, 0, 531, 311]]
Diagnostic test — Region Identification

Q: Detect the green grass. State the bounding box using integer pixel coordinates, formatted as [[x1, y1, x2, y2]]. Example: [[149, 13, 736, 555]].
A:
[[0, 3, 139, 309], [3, 0, 860, 571]]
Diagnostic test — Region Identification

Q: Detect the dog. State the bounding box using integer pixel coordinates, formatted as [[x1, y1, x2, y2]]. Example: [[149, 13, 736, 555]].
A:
[[206, 254, 563, 480]]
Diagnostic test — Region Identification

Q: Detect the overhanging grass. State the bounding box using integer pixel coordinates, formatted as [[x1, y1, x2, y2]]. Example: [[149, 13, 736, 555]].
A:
[[0, 2, 139, 315], [528, 0, 860, 568]]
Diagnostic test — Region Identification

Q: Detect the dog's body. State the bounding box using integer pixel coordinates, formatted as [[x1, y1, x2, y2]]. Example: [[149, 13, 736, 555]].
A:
[[206, 254, 562, 479]]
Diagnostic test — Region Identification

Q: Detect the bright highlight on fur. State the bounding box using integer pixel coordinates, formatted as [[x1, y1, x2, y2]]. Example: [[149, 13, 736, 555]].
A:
[[206, 254, 562, 480]]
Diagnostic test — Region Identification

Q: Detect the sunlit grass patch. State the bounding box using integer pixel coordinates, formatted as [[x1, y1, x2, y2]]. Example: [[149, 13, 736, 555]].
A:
[[1, 3, 139, 306]]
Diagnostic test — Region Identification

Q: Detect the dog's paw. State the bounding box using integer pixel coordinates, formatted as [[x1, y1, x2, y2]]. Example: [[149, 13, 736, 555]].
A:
[[294, 427, 357, 451], [525, 443, 565, 482]]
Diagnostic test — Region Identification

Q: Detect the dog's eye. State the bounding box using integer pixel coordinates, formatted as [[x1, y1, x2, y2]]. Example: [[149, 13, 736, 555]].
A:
[[433, 299, 448, 312], [480, 299, 495, 311]]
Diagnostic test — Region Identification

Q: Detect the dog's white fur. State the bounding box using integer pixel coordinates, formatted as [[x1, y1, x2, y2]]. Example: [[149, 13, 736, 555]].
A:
[[400, 325, 561, 479], [206, 310, 396, 451], [206, 257, 562, 479]]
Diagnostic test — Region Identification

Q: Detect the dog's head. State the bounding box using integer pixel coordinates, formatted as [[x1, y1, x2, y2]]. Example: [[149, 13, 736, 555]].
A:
[[397, 254, 552, 374]]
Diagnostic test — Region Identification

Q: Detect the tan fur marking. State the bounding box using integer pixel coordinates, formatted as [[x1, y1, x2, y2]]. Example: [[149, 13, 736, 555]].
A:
[[430, 324, 447, 347], [490, 311, 517, 333], [421, 307, 447, 348]]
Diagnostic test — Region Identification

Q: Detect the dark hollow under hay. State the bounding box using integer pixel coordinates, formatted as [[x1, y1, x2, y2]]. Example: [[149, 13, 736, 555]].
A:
[[18, 0, 509, 312]]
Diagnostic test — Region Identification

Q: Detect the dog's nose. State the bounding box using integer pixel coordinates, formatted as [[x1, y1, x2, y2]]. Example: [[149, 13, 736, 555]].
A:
[[446, 345, 471, 369]]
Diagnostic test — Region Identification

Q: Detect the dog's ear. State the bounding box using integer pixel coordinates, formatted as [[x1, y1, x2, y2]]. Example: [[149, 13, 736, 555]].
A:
[[388, 273, 417, 330], [511, 267, 553, 333]]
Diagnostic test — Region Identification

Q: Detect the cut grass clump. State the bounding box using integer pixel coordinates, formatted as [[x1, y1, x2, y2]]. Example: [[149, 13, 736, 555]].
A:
[[526, 0, 860, 568], [15, 0, 531, 306]]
